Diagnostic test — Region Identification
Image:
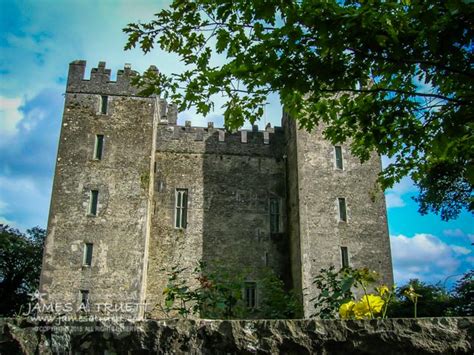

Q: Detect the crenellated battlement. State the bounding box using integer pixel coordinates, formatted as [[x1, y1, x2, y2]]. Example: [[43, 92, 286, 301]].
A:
[[66, 60, 157, 96], [65, 60, 282, 141], [156, 123, 285, 156]]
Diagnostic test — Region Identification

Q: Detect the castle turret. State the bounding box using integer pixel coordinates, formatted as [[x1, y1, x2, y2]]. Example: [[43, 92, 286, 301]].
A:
[[40, 61, 160, 317]]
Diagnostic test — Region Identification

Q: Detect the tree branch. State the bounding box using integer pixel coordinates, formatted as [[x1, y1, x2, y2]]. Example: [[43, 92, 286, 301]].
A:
[[319, 87, 470, 105], [347, 47, 474, 79]]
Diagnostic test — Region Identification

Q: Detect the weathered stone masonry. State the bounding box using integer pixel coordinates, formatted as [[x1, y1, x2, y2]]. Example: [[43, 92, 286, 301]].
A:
[[39, 61, 393, 318], [2, 317, 473, 354]]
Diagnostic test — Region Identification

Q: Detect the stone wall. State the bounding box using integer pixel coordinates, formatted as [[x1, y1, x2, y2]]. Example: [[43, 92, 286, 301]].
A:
[[146, 124, 290, 317], [1, 317, 472, 354]]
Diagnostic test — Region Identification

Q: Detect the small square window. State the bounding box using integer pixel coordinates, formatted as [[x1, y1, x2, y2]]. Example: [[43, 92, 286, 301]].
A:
[[244, 282, 257, 308], [175, 189, 188, 228], [83, 243, 93, 266], [334, 146, 343, 169], [341, 247, 349, 268], [94, 135, 104, 160], [89, 190, 99, 216], [338, 197, 347, 222], [100, 96, 108, 114]]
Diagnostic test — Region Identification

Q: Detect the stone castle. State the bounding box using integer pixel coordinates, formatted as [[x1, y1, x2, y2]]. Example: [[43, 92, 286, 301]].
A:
[[39, 60, 393, 318]]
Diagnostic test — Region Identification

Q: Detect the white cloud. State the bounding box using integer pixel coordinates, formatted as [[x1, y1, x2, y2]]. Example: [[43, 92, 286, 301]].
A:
[[443, 228, 465, 237], [18, 105, 47, 133], [387, 176, 417, 195], [384, 176, 417, 209], [0, 96, 23, 136], [451, 245, 471, 255], [381, 155, 396, 169], [442, 229, 474, 245], [0, 216, 20, 229], [390, 233, 470, 285], [385, 192, 405, 208], [0, 175, 50, 230], [5, 32, 53, 56]]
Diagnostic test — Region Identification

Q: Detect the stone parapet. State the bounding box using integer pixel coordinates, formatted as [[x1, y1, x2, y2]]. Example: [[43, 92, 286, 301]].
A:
[[1, 317, 472, 354], [156, 124, 285, 156]]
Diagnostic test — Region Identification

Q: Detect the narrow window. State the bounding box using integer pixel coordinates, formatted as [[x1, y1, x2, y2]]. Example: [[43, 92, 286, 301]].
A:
[[83, 243, 93, 266], [335, 146, 343, 169], [80, 290, 89, 309], [341, 247, 349, 268], [338, 197, 347, 222], [94, 135, 104, 160], [244, 282, 257, 308], [100, 95, 108, 114], [269, 198, 280, 233], [175, 189, 188, 228], [89, 190, 99, 216]]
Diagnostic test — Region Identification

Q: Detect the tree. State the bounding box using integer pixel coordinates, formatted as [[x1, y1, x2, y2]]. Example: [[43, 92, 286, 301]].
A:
[[448, 270, 473, 316], [124, 0, 473, 220], [0, 224, 46, 316], [387, 279, 452, 318]]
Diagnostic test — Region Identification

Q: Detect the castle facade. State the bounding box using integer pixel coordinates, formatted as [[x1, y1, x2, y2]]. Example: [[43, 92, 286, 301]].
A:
[[39, 61, 393, 318]]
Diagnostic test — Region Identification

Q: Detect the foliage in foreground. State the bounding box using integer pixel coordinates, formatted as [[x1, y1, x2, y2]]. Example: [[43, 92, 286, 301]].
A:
[[124, 0, 473, 220], [311, 266, 392, 319], [154, 262, 302, 319], [0, 224, 46, 316], [312, 266, 473, 319]]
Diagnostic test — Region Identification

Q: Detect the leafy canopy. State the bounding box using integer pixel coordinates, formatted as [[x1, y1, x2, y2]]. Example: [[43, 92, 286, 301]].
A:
[[124, 0, 473, 219], [0, 224, 45, 316], [449, 270, 473, 316]]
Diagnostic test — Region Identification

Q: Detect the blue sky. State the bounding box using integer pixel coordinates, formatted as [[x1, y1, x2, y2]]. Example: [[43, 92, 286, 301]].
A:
[[0, 0, 472, 289]]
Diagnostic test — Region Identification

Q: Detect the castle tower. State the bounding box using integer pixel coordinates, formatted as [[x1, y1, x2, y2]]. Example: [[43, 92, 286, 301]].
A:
[[39, 61, 162, 317], [283, 114, 394, 317], [40, 60, 393, 319]]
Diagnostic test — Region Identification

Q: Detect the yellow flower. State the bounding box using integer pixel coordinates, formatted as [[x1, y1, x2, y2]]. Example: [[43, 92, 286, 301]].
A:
[[365, 294, 384, 313], [353, 300, 371, 319], [404, 285, 422, 302], [339, 301, 356, 319], [377, 285, 390, 296], [353, 294, 385, 319]]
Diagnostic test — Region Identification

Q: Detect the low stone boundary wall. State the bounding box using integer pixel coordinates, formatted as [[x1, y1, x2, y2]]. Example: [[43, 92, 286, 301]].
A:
[[1, 317, 472, 354]]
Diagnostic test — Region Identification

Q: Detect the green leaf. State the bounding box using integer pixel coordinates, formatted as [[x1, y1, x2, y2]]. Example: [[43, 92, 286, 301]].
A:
[[123, 0, 474, 220]]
